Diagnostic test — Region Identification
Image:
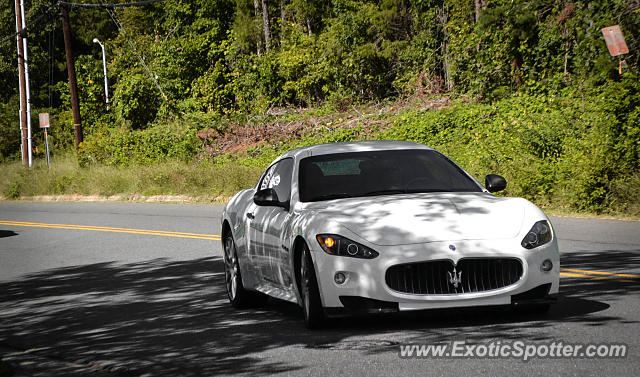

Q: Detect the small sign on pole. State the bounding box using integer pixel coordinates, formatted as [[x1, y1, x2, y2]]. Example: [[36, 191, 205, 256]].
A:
[[601, 25, 629, 57], [39, 113, 50, 128], [39, 113, 51, 169]]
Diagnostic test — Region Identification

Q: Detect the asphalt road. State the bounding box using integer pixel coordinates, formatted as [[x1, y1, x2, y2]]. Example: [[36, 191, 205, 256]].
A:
[[0, 202, 639, 376]]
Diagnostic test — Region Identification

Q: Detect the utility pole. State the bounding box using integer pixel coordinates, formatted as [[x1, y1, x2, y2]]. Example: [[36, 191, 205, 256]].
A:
[[20, 0, 33, 167], [61, 4, 83, 149], [14, 0, 28, 165]]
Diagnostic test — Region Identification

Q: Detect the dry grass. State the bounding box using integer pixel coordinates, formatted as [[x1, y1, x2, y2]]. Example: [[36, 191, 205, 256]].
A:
[[0, 154, 262, 202]]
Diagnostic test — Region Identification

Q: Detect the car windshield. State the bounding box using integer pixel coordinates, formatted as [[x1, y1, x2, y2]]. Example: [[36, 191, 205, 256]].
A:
[[299, 149, 482, 202]]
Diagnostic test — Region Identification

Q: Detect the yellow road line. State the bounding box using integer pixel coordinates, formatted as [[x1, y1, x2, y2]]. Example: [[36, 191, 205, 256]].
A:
[[1, 220, 215, 237], [561, 267, 639, 279], [560, 272, 608, 279], [0, 220, 221, 241]]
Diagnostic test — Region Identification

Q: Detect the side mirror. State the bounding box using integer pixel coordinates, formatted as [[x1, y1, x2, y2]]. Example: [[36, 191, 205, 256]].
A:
[[485, 174, 507, 193], [253, 188, 289, 210]]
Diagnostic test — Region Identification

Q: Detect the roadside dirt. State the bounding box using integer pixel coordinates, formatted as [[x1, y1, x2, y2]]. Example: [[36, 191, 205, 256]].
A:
[[195, 96, 451, 157]]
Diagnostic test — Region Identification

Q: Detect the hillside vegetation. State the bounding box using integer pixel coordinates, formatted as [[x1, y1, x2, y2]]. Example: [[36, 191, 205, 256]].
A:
[[0, 1, 639, 216]]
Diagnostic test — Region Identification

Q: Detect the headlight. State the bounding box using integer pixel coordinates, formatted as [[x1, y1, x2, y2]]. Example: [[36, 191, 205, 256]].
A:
[[521, 220, 552, 249], [316, 234, 379, 259]]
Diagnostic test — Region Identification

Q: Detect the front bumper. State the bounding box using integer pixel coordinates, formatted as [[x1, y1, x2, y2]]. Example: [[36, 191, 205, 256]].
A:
[[310, 238, 560, 314]]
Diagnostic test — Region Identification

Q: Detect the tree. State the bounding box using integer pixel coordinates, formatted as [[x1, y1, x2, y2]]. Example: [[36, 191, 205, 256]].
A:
[[261, 0, 272, 51], [474, 0, 486, 23]]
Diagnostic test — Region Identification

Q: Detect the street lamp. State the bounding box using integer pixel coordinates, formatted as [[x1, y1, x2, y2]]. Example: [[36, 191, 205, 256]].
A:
[[92, 38, 109, 110]]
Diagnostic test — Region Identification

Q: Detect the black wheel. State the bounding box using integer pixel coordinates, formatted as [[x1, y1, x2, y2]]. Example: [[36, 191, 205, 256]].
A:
[[299, 244, 325, 329], [223, 235, 267, 308]]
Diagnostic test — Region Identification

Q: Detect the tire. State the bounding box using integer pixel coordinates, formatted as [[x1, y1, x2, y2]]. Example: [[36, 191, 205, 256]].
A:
[[223, 235, 267, 308], [299, 244, 325, 329]]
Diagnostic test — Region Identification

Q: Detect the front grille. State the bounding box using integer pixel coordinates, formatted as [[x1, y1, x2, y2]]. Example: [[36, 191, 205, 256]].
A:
[[385, 258, 523, 295]]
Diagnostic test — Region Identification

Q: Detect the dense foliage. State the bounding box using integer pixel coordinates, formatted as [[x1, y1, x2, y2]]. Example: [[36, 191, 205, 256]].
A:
[[0, 0, 639, 214]]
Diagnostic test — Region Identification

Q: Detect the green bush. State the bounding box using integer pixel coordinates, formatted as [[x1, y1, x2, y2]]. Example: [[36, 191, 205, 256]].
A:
[[4, 181, 20, 199], [79, 119, 199, 165], [111, 73, 162, 130], [0, 97, 21, 162]]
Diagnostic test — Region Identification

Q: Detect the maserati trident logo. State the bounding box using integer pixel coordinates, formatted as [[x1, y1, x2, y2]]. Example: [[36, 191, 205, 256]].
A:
[[448, 268, 462, 288]]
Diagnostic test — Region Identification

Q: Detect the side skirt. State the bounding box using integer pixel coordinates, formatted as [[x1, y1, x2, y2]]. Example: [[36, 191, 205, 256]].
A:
[[254, 282, 298, 304]]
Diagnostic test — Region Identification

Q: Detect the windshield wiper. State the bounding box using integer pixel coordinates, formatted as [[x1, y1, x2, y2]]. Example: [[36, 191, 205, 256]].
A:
[[311, 193, 353, 201], [361, 189, 406, 197]]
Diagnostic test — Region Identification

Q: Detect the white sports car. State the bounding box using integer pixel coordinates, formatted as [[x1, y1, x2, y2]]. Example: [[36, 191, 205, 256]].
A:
[[221, 141, 559, 328]]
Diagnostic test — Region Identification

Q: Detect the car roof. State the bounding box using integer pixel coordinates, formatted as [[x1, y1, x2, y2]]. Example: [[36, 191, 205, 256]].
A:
[[277, 140, 433, 160]]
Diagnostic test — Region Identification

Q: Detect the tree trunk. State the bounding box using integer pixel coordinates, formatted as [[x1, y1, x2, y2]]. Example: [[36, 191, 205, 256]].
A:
[[261, 0, 272, 51], [438, 4, 452, 92], [281, 0, 286, 43], [253, 0, 263, 55], [512, 57, 522, 87], [306, 17, 312, 37], [563, 39, 572, 74], [474, 0, 486, 23]]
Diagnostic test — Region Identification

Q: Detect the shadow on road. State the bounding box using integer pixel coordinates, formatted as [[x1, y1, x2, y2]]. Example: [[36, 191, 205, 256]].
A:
[[0, 230, 18, 238], [0, 251, 635, 376], [560, 250, 640, 299]]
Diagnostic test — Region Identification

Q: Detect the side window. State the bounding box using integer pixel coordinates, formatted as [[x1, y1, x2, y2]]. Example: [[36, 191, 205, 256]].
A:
[[258, 158, 294, 202]]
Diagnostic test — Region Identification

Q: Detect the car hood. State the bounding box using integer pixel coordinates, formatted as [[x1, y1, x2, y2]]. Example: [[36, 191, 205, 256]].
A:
[[302, 192, 527, 246]]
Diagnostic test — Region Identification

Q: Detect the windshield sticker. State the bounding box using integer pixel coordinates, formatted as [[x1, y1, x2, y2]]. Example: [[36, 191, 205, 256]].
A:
[[269, 174, 281, 188], [261, 168, 274, 190]]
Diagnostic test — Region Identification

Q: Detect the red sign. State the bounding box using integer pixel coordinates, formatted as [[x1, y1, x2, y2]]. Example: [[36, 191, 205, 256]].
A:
[[602, 25, 629, 56], [39, 113, 50, 128]]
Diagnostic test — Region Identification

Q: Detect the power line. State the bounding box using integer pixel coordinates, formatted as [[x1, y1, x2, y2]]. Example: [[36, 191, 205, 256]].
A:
[[59, 0, 166, 9], [0, 4, 57, 46], [1, 0, 167, 45]]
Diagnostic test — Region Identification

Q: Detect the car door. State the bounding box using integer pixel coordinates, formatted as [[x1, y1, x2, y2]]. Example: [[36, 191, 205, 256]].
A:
[[248, 158, 293, 286]]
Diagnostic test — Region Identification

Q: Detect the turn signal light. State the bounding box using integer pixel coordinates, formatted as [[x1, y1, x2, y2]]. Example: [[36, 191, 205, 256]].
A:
[[324, 237, 336, 248], [316, 234, 378, 259]]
